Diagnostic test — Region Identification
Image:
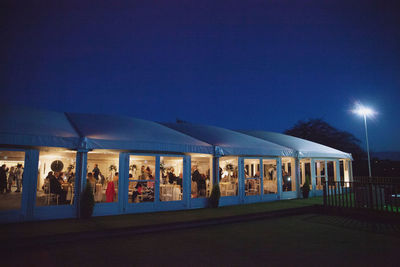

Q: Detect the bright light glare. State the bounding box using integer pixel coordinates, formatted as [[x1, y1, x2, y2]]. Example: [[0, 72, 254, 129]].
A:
[[352, 104, 375, 117]]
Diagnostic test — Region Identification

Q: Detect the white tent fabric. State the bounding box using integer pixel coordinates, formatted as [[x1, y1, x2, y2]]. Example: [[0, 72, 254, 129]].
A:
[[162, 122, 295, 157], [0, 105, 351, 159], [239, 130, 352, 159], [66, 113, 214, 154], [0, 105, 80, 148]]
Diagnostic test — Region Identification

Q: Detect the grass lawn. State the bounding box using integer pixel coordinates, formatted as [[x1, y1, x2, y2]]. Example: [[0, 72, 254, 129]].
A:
[[3, 213, 400, 267], [0, 197, 322, 240]]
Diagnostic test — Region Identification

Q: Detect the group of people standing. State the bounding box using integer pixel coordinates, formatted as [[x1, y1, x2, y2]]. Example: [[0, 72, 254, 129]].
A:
[[131, 165, 155, 203], [191, 166, 208, 198], [165, 167, 182, 186], [0, 163, 23, 194], [87, 164, 119, 203]]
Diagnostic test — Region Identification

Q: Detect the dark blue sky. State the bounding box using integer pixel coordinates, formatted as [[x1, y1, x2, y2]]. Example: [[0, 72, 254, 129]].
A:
[[2, 1, 400, 151]]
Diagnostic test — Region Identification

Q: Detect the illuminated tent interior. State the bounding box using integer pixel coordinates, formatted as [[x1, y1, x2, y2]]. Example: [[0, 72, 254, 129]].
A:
[[239, 130, 353, 191], [162, 122, 305, 200]]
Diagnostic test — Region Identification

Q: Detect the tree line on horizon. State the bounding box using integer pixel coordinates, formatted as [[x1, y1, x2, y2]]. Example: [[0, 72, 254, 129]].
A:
[[284, 118, 399, 177]]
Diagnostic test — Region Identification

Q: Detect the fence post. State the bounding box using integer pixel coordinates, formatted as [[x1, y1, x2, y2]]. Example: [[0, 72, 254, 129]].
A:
[[354, 181, 358, 209], [340, 181, 344, 208], [390, 184, 394, 213], [328, 182, 337, 206], [379, 182, 383, 211], [350, 182, 353, 208], [374, 181, 379, 211], [368, 180, 373, 210]]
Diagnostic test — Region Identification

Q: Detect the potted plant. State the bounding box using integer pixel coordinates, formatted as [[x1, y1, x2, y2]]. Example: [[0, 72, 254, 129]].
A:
[[209, 184, 221, 208], [301, 175, 311, 199], [80, 183, 95, 219]]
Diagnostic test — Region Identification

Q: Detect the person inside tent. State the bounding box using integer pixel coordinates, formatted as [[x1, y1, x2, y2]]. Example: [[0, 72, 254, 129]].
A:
[[50, 171, 67, 203], [92, 164, 100, 181]]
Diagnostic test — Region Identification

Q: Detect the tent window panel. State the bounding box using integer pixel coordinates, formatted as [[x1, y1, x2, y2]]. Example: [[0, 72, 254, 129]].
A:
[[327, 161, 337, 186], [244, 159, 261, 196], [191, 155, 212, 199], [160, 157, 183, 202], [282, 157, 296, 192], [299, 159, 311, 186], [36, 148, 76, 207], [87, 151, 120, 204], [129, 156, 155, 203], [340, 161, 344, 181], [0, 150, 25, 211], [340, 159, 351, 187], [314, 161, 326, 190], [219, 157, 238, 197], [263, 159, 277, 194]]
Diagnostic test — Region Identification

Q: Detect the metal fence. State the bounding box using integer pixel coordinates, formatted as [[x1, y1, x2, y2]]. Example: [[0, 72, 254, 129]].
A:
[[322, 177, 400, 214]]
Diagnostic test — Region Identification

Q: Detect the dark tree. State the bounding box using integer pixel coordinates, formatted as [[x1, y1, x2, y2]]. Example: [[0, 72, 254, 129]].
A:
[[284, 119, 366, 161]]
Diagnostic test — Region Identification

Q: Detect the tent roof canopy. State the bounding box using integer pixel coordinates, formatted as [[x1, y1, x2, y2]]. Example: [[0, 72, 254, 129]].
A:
[[239, 130, 352, 159], [0, 105, 80, 148], [0, 106, 351, 159], [66, 113, 213, 154], [162, 122, 295, 157]]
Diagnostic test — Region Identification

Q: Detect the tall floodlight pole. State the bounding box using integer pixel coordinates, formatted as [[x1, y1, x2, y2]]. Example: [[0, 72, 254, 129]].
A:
[[362, 113, 372, 177], [353, 104, 375, 178]]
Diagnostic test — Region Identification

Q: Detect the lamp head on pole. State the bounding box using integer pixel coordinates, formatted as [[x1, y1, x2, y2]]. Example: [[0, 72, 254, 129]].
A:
[[352, 104, 376, 117]]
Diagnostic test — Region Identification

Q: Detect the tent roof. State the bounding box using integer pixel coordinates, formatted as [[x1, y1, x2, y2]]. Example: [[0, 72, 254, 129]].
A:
[[0, 105, 352, 159], [239, 130, 352, 159], [0, 105, 80, 148], [66, 113, 213, 153], [162, 122, 294, 157]]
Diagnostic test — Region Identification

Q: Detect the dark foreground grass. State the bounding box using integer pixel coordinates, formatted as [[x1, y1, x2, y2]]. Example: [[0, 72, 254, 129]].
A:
[[0, 197, 322, 240], [3, 213, 400, 267]]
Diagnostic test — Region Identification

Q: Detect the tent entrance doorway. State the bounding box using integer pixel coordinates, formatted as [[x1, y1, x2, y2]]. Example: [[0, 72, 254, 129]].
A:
[[281, 157, 297, 199]]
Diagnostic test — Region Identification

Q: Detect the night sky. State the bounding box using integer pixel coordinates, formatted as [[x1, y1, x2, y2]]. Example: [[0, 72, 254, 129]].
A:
[[2, 1, 400, 151]]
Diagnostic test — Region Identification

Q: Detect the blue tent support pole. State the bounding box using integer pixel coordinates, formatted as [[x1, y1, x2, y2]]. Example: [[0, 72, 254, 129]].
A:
[[325, 161, 329, 197], [259, 158, 264, 199], [22, 149, 39, 221], [310, 159, 316, 197], [75, 150, 88, 219], [213, 156, 220, 186], [119, 153, 129, 214], [325, 161, 328, 185], [238, 157, 244, 203], [277, 158, 282, 200], [154, 156, 160, 205], [183, 155, 191, 208], [295, 157, 301, 198], [335, 159, 341, 197]]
